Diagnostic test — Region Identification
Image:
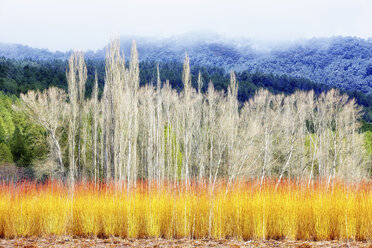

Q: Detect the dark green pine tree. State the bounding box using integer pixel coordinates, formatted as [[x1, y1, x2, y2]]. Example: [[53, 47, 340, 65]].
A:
[[10, 126, 32, 167]]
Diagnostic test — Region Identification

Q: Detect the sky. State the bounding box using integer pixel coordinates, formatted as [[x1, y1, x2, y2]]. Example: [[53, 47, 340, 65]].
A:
[[0, 0, 371, 51]]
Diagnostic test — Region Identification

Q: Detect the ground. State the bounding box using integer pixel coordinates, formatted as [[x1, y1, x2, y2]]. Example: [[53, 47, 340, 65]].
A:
[[0, 237, 371, 248]]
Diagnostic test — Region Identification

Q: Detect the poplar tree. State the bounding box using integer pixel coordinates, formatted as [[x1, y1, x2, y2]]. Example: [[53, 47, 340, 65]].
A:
[[19, 38, 371, 186]]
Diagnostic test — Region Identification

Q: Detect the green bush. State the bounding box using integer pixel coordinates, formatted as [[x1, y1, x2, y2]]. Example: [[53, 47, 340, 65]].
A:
[[0, 142, 13, 163]]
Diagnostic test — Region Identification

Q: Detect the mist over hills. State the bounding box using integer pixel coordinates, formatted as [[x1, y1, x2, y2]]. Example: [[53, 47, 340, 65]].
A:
[[1, 34, 372, 93]]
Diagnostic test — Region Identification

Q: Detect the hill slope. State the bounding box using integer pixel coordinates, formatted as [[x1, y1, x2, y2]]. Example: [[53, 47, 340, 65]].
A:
[[1, 35, 372, 93]]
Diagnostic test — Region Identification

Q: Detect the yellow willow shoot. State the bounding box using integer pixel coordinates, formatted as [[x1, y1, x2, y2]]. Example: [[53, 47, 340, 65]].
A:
[[0, 180, 371, 241]]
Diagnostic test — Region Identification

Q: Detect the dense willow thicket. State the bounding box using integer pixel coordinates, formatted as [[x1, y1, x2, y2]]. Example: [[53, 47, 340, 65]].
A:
[[19, 40, 370, 186]]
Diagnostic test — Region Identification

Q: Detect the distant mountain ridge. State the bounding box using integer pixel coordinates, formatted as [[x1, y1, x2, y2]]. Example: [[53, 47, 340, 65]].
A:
[[1, 34, 372, 93], [0, 42, 71, 60]]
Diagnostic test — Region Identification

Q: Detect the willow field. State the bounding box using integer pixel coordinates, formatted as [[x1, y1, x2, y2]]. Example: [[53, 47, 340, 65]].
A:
[[0, 180, 371, 240]]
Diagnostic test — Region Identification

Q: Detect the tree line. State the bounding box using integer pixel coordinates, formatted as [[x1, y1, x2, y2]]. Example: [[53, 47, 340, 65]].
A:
[[2, 51, 372, 122], [16, 39, 371, 186]]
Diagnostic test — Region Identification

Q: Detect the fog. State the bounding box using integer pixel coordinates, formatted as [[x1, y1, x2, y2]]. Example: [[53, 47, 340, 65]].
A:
[[0, 0, 371, 51]]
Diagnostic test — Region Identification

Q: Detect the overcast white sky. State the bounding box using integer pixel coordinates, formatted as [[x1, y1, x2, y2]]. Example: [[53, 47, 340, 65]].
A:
[[0, 0, 371, 51]]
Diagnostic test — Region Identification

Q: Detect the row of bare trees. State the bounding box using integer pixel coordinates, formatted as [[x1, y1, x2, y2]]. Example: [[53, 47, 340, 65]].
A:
[[19, 39, 370, 186]]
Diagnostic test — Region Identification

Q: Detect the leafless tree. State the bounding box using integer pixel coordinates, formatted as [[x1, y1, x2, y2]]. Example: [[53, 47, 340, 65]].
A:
[[20, 87, 67, 178]]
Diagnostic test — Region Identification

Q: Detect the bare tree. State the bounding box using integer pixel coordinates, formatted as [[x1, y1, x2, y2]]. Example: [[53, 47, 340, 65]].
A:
[[66, 52, 87, 183], [182, 54, 192, 188], [20, 87, 67, 178], [91, 73, 99, 184]]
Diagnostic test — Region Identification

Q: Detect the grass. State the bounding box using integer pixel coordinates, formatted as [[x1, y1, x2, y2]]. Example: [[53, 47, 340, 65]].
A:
[[0, 179, 371, 241]]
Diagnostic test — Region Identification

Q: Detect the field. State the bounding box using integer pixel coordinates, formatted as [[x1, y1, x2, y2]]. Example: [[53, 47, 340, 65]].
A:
[[0, 237, 371, 247], [0, 179, 371, 245]]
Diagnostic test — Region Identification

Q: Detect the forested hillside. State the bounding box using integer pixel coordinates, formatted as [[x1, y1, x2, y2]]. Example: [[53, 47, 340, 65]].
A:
[[2, 35, 372, 93], [1, 57, 372, 121], [118, 36, 372, 93]]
